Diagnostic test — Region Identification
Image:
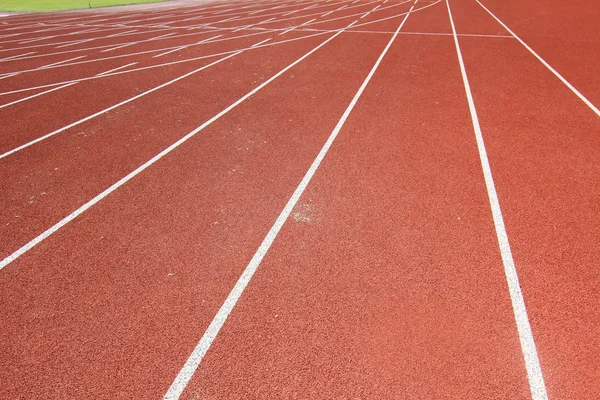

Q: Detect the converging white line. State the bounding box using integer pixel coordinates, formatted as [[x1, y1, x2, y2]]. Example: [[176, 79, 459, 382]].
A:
[[96, 62, 137, 76], [0, 51, 241, 162], [0, 20, 361, 274], [476, 0, 600, 118], [0, 51, 36, 62], [162, 3, 416, 399], [446, 1, 548, 399], [0, 82, 78, 110], [251, 38, 271, 47]]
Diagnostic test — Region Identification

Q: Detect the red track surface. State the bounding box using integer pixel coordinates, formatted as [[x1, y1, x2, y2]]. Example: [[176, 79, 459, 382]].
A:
[[0, 0, 598, 399]]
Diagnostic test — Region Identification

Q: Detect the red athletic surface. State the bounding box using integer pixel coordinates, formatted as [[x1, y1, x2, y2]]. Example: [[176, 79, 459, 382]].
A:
[[1, 0, 598, 399]]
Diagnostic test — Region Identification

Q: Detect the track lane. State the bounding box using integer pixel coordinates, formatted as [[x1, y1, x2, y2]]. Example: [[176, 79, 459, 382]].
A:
[[176, 20, 533, 399], [0, 32, 336, 261], [454, 1, 600, 398], [477, 0, 600, 109], [0, 26, 391, 400]]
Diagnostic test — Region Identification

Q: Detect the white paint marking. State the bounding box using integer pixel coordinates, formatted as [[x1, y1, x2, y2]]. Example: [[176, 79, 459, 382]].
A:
[[39, 55, 86, 69], [153, 45, 190, 58], [0, 55, 85, 80], [300, 18, 316, 26], [18, 35, 54, 44], [0, 51, 36, 62], [101, 42, 135, 52], [0, 52, 241, 163], [0, 58, 239, 270], [196, 34, 222, 44], [280, 17, 316, 35], [55, 38, 94, 48], [0, 21, 360, 273], [0, 72, 19, 81], [476, 0, 600, 118], [279, 26, 296, 35], [96, 62, 137, 76], [0, 28, 331, 97], [105, 29, 138, 38], [446, 1, 549, 399], [149, 32, 176, 41], [251, 38, 271, 47], [162, 5, 416, 398], [0, 82, 78, 110]]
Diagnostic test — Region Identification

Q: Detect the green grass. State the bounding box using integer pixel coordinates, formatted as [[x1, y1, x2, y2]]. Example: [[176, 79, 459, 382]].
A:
[[0, 0, 165, 12]]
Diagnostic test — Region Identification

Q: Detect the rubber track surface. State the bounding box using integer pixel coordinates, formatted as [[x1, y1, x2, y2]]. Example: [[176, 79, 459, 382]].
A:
[[1, 0, 598, 399]]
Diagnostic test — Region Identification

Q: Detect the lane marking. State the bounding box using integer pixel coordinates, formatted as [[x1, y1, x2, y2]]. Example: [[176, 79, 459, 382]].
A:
[[251, 38, 271, 47], [0, 52, 240, 162], [0, 0, 380, 60], [18, 35, 55, 44], [0, 82, 78, 110], [105, 29, 139, 38], [96, 62, 138, 76], [0, 55, 85, 80], [446, 1, 549, 399], [476, 0, 600, 118], [101, 41, 136, 53], [148, 32, 176, 41], [280, 18, 316, 35], [0, 51, 36, 62], [196, 34, 222, 44], [153, 44, 190, 58], [0, 29, 321, 96], [0, 21, 356, 273], [55, 38, 95, 49], [162, 4, 416, 399], [38, 55, 86, 69]]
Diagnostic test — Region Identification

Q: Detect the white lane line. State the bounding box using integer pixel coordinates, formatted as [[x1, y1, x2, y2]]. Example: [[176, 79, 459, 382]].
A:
[[0, 21, 352, 273], [280, 26, 296, 35], [446, 1, 549, 399], [321, 3, 349, 16], [162, 4, 416, 399], [351, 0, 438, 29], [39, 55, 86, 69], [96, 62, 137, 76], [1, 27, 117, 50], [233, 17, 276, 33], [0, 52, 245, 273], [197, 34, 222, 44], [55, 38, 95, 48], [153, 45, 190, 58], [279, 18, 316, 35], [0, 51, 241, 162], [0, 29, 326, 96], [0, 82, 78, 110], [101, 41, 136, 52], [0, 55, 85, 79], [300, 18, 316, 26], [18, 35, 55, 44], [476, 0, 600, 118], [105, 29, 139, 38], [214, 15, 242, 23], [149, 32, 176, 41], [0, 51, 36, 62], [251, 37, 271, 47], [0, 72, 19, 81]]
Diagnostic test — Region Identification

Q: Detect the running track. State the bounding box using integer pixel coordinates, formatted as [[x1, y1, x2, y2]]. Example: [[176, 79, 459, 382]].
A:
[[1, 0, 598, 398]]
